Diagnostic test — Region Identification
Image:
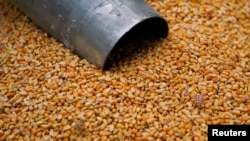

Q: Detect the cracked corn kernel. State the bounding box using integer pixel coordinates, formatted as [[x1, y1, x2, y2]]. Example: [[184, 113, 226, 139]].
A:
[[194, 94, 204, 107]]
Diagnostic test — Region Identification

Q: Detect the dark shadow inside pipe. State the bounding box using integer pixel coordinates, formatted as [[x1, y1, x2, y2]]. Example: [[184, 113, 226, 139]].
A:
[[103, 17, 169, 70]]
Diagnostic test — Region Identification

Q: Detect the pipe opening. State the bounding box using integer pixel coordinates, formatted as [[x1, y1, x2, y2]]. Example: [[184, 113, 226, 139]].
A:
[[103, 17, 168, 70]]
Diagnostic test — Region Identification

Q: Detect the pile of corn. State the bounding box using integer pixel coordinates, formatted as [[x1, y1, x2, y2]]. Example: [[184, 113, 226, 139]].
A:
[[0, 0, 250, 140]]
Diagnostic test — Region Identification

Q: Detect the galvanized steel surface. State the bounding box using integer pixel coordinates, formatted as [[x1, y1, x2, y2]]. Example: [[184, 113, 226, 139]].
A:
[[13, 0, 168, 69]]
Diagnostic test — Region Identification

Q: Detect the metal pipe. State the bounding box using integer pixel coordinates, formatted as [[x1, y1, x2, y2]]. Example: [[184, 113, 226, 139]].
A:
[[13, 0, 168, 69]]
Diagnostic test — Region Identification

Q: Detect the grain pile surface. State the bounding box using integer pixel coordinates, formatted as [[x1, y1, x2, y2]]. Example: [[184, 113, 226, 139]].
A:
[[0, 0, 250, 140]]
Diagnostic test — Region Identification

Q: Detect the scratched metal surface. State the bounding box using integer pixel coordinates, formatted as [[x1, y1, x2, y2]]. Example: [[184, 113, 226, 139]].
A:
[[12, 0, 168, 69]]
